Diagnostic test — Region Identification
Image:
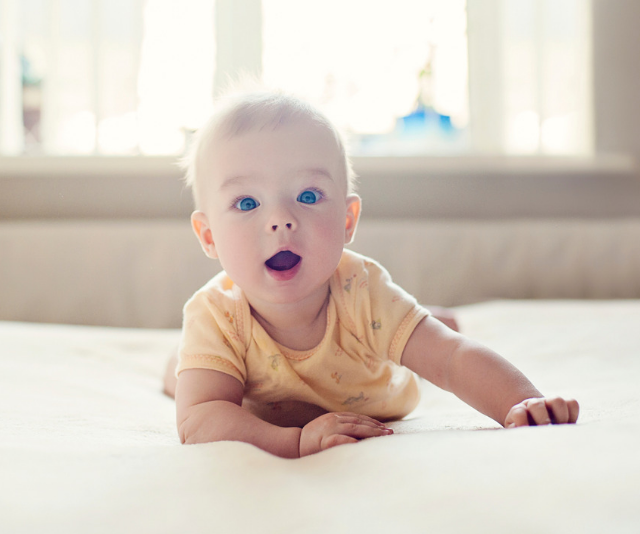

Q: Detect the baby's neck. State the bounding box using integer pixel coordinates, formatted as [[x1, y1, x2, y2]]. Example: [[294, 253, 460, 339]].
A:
[[249, 287, 330, 351]]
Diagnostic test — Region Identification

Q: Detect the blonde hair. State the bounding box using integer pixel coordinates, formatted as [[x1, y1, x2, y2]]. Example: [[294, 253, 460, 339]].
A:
[[180, 89, 357, 208]]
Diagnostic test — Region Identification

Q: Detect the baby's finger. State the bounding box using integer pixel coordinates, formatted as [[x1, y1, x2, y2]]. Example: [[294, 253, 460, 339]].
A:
[[505, 405, 529, 427], [546, 396, 569, 424], [322, 434, 358, 450], [338, 421, 393, 439], [336, 415, 387, 430], [567, 399, 580, 423], [335, 412, 386, 427], [526, 398, 552, 425]]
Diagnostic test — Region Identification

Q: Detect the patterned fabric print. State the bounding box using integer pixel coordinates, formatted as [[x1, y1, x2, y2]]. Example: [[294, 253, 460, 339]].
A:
[[342, 392, 370, 406], [344, 274, 356, 293], [268, 354, 281, 371]]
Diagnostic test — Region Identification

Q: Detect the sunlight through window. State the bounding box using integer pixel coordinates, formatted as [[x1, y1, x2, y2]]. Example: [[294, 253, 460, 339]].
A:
[[261, 0, 469, 155], [0, 0, 591, 157]]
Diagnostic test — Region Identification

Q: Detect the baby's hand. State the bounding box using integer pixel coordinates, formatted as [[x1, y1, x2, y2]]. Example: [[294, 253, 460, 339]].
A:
[[504, 396, 579, 428], [299, 412, 393, 457]]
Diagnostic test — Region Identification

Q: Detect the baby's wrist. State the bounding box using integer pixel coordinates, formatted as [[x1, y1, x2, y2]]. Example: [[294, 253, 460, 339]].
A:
[[264, 425, 302, 459]]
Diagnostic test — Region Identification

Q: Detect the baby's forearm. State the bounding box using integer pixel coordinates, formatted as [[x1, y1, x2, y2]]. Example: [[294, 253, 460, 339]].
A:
[[178, 400, 302, 458], [447, 339, 543, 426]]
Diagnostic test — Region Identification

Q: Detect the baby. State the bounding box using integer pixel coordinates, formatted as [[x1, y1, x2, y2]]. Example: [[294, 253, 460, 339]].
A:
[[167, 90, 579, 458]]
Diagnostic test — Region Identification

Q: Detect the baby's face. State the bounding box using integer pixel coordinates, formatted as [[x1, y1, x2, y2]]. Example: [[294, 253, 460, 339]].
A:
[[194, 118, 360, 307]]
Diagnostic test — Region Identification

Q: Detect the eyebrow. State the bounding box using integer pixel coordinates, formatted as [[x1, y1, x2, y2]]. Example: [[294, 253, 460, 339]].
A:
[[218, 175, 251, 192], [218, 168, 334, 191], [302, 167, 333, 180]]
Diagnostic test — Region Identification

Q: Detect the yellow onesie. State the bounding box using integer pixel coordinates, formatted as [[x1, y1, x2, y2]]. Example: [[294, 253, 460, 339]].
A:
[[177, 249, 430, 422]]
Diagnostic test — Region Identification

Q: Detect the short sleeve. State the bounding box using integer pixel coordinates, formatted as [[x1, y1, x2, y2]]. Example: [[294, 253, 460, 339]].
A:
[[332, 251, 430, 364], [176, 288, 248, 384]]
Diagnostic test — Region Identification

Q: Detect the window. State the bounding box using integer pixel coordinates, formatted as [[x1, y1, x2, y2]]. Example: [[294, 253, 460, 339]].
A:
[[261, 0, 469, 155], [0, 0, 592, 157], [0, 0, 213, 156], [467, 0, 592, 155], [4, 0, 147, 155]]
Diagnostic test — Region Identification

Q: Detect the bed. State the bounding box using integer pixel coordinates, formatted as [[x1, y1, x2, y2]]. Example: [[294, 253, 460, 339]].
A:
[[3, 299, 639, 534]]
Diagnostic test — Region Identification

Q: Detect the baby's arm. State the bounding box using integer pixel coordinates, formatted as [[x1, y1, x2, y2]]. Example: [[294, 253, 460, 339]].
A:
[[176, 368, 391, 458], [401, 315, 579, 427], [427, 305, 459, 332]]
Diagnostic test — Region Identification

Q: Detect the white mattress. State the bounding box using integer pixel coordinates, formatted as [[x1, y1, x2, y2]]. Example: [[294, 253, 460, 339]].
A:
[[2, 300, 639, 533]]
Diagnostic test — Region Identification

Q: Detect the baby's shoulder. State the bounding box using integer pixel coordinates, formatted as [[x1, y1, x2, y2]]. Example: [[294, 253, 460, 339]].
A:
[[183, 271, 250, 339], [334, 250, 393, 292], [332, 250, 389, 316], [186, 271, 238, 308], [333, 249, 418, 315], [332, 250, 423, 360]]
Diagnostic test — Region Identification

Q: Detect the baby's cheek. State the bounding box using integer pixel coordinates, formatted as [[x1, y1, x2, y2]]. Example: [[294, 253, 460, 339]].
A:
[[313, 219, 348, 268], [318, 210, 347, 238], [216, 229, 256, 275], [314, 218, 345, 248], [224, 224, 256, 251]]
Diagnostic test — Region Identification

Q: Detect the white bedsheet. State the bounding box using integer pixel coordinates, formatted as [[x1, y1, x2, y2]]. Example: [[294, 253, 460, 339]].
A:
[[2, 300, 639, 533]]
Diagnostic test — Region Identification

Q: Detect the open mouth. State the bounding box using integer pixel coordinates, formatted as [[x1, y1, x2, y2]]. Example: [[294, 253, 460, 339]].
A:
[[265, 250, 302, 271]]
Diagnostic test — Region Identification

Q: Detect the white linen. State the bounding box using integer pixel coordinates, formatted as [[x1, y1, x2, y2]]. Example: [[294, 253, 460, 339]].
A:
[[2, 300, 639, 533]]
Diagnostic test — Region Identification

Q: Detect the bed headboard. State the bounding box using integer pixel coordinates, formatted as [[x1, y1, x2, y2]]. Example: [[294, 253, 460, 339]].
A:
[[2, 218, 639, 328]]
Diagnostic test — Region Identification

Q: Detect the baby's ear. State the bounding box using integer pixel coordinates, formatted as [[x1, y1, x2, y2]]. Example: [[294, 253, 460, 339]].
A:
[[344, 194, 362, 245], [191, 211, 218, 259]]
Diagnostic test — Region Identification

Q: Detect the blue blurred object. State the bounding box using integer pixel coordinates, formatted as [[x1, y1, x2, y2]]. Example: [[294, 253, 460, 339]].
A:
[[399, 104, 454, 137]]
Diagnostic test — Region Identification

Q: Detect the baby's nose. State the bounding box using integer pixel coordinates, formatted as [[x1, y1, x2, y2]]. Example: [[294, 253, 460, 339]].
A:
[[269, 215, 298, 232], [271, 222, 293, 231], [267, 204, 298, 232]]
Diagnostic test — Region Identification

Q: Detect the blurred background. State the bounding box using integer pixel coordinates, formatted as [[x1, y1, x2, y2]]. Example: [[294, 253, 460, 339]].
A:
[[1, 0, 639, 328], [1, 0, 594, 157]]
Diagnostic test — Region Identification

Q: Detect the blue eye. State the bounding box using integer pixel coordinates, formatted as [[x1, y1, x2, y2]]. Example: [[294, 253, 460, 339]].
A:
[[297, 189, 321, 204], [234, 197, 259, 211]]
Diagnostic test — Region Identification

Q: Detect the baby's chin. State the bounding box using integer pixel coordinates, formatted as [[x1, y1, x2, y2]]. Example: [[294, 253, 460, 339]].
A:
[[248, 277, 333, 308]]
